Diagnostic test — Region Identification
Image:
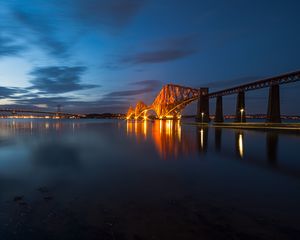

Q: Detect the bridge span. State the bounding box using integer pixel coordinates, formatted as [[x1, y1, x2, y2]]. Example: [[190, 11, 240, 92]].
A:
[[0, 108, 84, 118], [127, 70, 300, 123]]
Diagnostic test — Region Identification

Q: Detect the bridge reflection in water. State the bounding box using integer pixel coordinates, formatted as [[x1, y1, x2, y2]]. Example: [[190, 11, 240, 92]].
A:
[[126, 120, 277, 161], [126, 120, 200, 159], [0, 120, 84, 136], [0, 119, 298, 178], [126, 120, 215, 159], [126, 120, 300, 178]]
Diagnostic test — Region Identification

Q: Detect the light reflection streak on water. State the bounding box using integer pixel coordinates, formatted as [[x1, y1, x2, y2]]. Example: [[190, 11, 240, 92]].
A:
[[159, 120, 162, 135], [2, 119, 300, 180], [151, 120, 194, 160], [200, 128, 204, 150], [134, 120, 138, 134], [143, 120, 147, 139], [166, 120, 172, 137], [177, 121, 181, 142], [238, 133, 244, 158], [126, 120, 130, 135]]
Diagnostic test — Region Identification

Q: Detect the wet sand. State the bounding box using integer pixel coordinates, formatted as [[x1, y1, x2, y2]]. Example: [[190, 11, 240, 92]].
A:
[[1, 187, 299, 240]]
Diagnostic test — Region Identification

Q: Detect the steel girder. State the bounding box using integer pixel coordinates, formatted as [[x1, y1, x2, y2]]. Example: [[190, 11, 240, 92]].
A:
[[209, 70, 300, 98], [151, 84, 199, 117]]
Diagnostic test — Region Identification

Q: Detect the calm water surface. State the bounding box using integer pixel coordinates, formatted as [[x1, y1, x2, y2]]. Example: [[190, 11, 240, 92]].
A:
[[0, 119, 299, 240]]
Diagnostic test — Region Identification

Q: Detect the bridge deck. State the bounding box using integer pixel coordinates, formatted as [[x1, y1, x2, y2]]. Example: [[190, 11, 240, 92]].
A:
[[209, 70, 300, 98], [0, 109, 82, 117]]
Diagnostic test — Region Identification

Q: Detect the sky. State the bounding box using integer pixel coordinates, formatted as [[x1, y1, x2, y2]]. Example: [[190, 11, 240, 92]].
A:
[[0, 0, 299, 115]]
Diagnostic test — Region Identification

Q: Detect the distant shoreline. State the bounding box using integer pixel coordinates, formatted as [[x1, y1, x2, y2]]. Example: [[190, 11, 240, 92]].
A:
[[0, 113, 299, 121]]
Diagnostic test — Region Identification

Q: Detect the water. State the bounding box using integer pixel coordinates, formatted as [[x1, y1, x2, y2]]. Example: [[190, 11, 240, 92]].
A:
[[0, 119, 299, 240]]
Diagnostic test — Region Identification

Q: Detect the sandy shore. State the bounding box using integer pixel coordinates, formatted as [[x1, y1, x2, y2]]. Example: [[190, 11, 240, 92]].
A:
[[1, 187, 299, 240]]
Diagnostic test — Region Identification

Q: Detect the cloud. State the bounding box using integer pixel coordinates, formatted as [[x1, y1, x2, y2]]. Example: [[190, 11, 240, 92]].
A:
[[106, 79, 161, 97], [4, 0, 146, 59], [0, 86, 26, 99], [106, 88, 154, 97], [121, 49, 196, 65], [11, 96, 129, 113], [1, 87, 130, 113], [67, 0, 146, 30], [131, 80, 161, 88], [12, 7, 68, 58], [28, 66, 98, 94], [103, 35, 199, 69], [13, 96, 74, 107], [0, 34, 24, 57]]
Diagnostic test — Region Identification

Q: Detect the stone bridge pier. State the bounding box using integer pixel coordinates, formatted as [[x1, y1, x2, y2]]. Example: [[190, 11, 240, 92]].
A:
[[267, 84, 281, 123], [235, 91, 246, 122], [196, 88, 210, 123]]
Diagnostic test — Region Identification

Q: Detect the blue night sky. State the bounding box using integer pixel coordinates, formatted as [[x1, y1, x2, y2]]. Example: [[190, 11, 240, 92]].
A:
[[0, 0, 299, 114]]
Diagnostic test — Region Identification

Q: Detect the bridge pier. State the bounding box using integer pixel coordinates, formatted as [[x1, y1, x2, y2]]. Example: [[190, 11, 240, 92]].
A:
[[235, 91, 246, 122], [196, 88, 210, 123], [214, 96, 224, 122], [267, 84, 281, 123]]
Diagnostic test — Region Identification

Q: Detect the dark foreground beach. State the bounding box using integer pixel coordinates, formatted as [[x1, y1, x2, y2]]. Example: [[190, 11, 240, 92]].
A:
[[2, 189, 300, 240], [0, 119, 299, 240]]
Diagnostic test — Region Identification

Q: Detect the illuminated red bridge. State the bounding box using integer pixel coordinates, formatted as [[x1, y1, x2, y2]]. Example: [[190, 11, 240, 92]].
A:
[[127, 70, 300, 123]]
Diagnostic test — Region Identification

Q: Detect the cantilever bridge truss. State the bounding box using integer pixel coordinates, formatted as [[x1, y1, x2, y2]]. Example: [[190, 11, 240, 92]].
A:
[[127, 84, 200, 119], [126, 70, 300, 121]]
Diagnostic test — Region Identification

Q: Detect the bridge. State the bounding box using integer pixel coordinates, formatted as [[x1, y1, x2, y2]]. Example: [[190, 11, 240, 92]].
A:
[[0, 108, 84, 118], [126, 70, 300, 123]]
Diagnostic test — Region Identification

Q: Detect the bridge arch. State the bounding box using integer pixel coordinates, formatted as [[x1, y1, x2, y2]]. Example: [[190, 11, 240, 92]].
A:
[[126, 84, 201, 120]]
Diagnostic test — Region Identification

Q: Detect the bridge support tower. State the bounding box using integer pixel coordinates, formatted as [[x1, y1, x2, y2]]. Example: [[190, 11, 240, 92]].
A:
[[196, 88, 210, 123], [267, 84, 281, 123], [235, 91, 246, 122], [214, 96, 224, 122]]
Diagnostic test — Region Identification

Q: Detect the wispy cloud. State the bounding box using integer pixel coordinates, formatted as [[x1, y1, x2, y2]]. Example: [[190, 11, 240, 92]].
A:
[[103, 35, 199, 69], [0, 34, 25, 57], [106, 79, 161, 97], [1, 0, 146, 60], [121, 49, 196, 65], [66, 0, 146, 30], [12, 7, 68, 58], [0, 86, 26, 99], [28, 66, 98, 94]]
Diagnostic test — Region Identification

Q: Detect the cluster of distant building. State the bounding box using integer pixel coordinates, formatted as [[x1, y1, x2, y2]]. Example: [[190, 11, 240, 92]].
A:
[[0, 113, 299, 120]]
